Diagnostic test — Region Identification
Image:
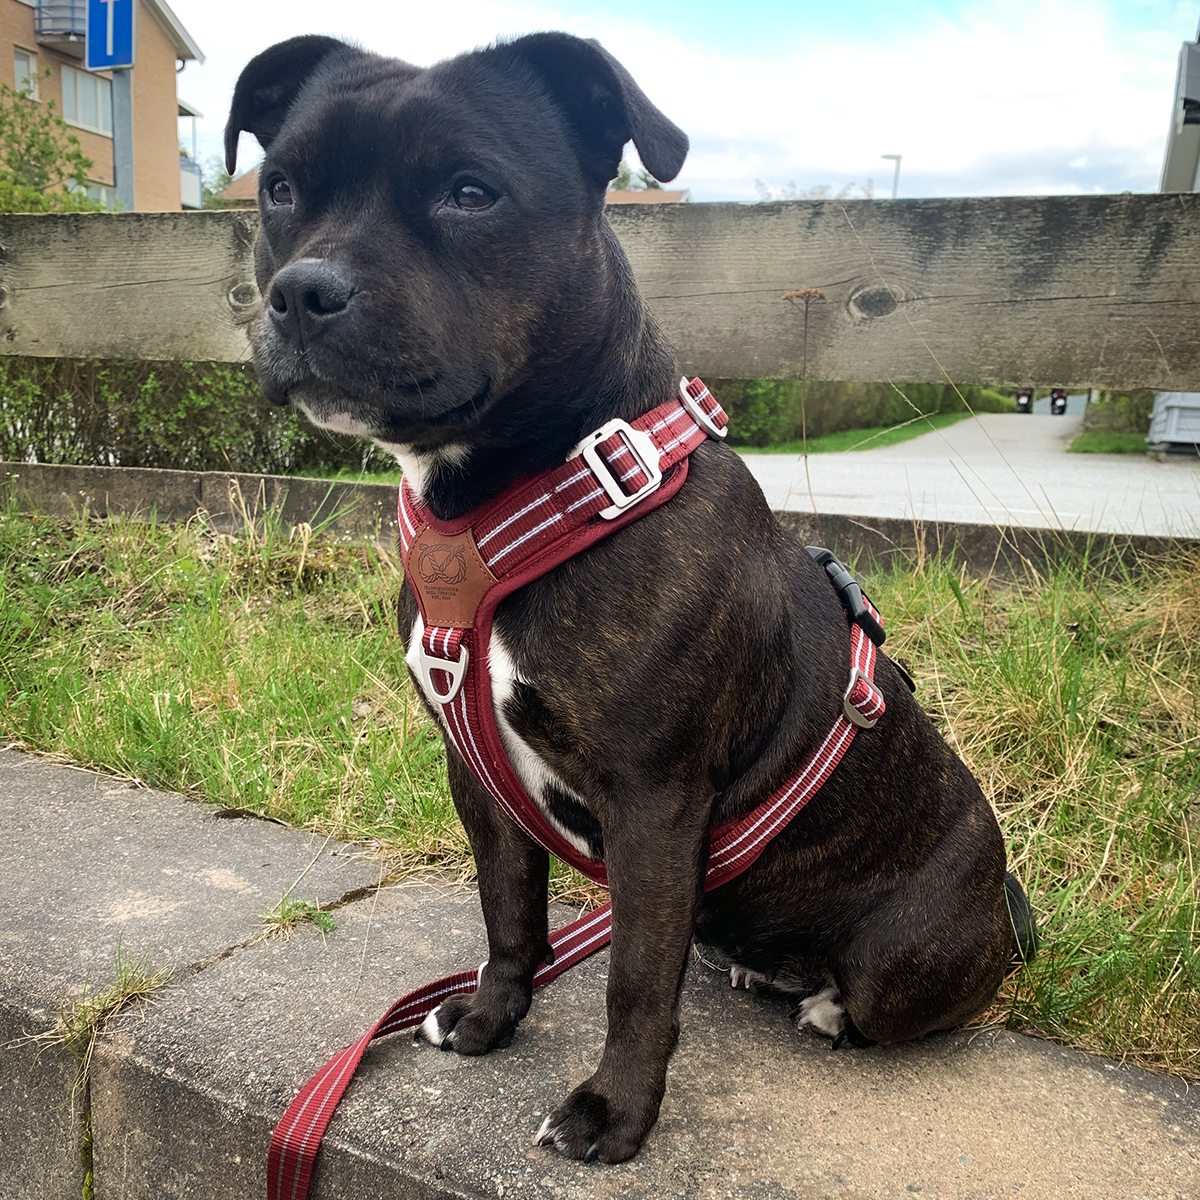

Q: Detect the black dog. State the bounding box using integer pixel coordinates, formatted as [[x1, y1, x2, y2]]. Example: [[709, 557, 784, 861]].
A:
[[226, 33, 1035, 1164]]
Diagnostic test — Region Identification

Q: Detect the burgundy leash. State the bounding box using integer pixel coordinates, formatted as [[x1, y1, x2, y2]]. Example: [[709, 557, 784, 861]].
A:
[[267, 381, 886, 1198]]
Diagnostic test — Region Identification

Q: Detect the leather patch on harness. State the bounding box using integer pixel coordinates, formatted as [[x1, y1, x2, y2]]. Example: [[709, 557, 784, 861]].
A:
[[405, 526, 497, 629]]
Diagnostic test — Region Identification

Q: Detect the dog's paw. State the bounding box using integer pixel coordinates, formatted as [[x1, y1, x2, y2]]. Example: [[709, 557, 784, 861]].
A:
[[413, 995, 517, 1056], [792, 980, 846, 1038], [729, 964, 770, 991], [532, 1079, 656, 1163]]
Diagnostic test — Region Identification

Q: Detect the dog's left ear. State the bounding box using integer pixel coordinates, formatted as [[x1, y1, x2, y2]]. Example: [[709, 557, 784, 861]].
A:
[[506, 33, 688, 189], [225, 35, 355, 174]]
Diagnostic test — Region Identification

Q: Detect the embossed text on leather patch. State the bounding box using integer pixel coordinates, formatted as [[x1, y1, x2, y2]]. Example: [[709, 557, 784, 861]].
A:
[[405, 526, 497, 628]]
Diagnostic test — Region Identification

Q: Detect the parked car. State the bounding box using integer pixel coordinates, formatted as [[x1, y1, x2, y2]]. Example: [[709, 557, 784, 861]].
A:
[[1015, 387, 1033, 413], [1050, 388, 1068, 415]]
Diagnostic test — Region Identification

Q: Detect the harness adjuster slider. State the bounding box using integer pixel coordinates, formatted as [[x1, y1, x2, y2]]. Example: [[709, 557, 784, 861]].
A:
[[569, 418, 663, 520], [843, 667, 880, 729], [678, 376, 728, 440], [415, 641, 470, 704]]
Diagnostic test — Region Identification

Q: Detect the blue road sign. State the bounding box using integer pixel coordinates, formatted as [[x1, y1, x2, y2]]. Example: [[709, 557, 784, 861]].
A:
[[86, 0, 136, 71]]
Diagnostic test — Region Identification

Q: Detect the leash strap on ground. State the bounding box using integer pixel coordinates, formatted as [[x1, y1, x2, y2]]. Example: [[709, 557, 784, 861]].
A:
[[266, 903, 614, 1200]]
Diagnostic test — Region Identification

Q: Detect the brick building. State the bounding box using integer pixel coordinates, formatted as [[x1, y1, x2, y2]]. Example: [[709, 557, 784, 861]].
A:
[[7, 0, 203, 210]]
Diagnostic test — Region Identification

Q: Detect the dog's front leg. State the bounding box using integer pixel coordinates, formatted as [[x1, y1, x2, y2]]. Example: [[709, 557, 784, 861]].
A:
[[418, 748, 550, 1054], [536, 804, 706, 1163]]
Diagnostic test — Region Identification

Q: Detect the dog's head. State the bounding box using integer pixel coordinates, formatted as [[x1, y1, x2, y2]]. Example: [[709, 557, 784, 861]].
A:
[[226, 34, 688, 487]]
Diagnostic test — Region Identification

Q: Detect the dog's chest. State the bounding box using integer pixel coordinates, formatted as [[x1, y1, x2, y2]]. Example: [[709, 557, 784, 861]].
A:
[[405, 616, 604, 859]]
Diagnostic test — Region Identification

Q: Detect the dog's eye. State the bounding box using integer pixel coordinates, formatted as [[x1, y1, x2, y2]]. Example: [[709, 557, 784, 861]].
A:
[[269, 179, 294, 207], [451, 182, 496, 211]]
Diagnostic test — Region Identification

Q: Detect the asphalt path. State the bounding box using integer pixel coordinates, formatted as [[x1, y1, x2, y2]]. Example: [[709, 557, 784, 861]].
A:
[[739, 414, 1200, 536]]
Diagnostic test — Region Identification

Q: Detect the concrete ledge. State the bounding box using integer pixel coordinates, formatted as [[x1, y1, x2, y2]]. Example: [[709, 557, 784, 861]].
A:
[[4, 750, 1200, 1199], [4, 461, 1196, 578], [0, 462, 398, 542]]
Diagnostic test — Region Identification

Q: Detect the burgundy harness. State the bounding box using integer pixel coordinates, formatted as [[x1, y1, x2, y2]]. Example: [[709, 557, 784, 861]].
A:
[[268, 379, 886, 1200]]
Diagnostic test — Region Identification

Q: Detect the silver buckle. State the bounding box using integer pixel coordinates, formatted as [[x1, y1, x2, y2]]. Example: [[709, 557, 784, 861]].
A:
[[415, 640, 470, 704], [678, 377, 727, 440], [843, 668, 878, 729], [568, 418, 663, 520]]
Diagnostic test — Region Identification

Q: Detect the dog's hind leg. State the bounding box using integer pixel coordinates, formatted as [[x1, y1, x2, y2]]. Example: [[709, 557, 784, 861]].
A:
[[832, 859, 1014, 1045], [417, 749, 551, 1055]]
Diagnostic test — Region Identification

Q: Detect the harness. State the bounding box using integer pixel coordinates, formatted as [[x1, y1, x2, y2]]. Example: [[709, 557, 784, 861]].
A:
[[268, 379, 887, 1200]]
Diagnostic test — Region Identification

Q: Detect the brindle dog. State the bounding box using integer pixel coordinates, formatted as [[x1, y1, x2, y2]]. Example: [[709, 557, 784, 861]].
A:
[[226, 33, 1035, 1165]]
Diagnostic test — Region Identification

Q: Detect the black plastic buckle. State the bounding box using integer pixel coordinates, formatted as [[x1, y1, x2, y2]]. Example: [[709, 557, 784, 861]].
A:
[[805, 546, 886, 648]]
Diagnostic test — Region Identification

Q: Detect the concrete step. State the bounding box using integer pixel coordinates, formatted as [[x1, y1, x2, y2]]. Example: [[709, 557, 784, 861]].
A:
[[2, 748, 1198, 1200]]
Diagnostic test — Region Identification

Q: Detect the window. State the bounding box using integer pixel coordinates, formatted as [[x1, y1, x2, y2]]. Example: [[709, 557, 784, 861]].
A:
[[14, 49, 37, 98], [68, 180, 118, 210], [61, 66, 112, 136]]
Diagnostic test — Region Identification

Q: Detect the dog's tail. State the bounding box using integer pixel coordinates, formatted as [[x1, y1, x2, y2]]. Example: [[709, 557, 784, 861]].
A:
[[1004, 871, 1039, 965]]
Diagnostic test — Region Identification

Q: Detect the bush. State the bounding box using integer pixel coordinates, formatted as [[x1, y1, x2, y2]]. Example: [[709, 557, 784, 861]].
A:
[[0, 73, 106, 213], [1081, 390, 1155, 435], [706, 379, 1013, 448], [0, 357, 393, 474]]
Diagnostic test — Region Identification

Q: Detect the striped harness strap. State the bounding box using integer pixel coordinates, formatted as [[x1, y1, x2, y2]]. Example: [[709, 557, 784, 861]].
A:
[[267, 378, 886, 1200]]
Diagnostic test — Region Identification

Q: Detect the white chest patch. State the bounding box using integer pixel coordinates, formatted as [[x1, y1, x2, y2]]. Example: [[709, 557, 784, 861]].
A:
[[381, 441, 471, 499], [405, 616, 595, 858]]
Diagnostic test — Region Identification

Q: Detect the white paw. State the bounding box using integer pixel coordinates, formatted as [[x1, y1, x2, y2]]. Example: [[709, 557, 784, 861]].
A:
[[794, 982, 846, 1038], [729, 964, 770, 990], [415, 1005, 452, 1047]]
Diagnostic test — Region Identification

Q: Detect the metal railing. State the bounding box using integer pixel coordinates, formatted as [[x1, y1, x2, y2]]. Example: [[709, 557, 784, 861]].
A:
[[34, 0, 86, 45]]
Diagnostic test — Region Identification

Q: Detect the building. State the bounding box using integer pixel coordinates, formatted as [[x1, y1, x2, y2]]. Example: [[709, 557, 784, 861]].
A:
[[7, 0, 203, 210], [216, 167, 257, 208], [1159, 19, 1200, 192], [605, 189, 689, 205]]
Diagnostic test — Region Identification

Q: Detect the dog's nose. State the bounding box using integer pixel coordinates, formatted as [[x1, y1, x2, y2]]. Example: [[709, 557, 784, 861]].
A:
[[268, 260, 355, 345]]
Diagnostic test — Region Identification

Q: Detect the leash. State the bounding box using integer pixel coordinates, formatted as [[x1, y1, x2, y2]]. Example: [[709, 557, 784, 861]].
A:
[[267, 381, 886, 1199]]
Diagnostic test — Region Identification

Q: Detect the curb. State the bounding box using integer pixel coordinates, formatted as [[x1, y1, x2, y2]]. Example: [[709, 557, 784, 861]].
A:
[[4, 749, 1200, 1200]]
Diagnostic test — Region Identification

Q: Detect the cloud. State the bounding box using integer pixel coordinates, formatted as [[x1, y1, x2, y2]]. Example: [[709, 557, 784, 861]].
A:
[[174, 0, 1191, 199]]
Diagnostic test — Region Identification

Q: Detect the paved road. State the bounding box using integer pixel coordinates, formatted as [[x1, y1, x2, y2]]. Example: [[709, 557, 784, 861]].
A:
[[740, 414, 1200, 536]]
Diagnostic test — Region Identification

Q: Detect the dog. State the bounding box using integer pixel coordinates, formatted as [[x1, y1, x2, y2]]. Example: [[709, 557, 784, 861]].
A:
[[226, 33, 1036, 1165]]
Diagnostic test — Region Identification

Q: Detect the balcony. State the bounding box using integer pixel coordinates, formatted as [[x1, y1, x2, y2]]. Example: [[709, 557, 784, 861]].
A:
[[35, 1, 86, 58]]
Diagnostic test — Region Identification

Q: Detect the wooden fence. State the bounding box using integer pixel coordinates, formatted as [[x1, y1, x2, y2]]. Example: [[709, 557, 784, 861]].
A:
[[0, 193, 1198, 390]]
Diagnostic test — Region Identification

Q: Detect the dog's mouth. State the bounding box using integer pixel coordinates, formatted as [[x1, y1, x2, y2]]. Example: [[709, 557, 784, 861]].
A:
[[268, 358, 493, 447]]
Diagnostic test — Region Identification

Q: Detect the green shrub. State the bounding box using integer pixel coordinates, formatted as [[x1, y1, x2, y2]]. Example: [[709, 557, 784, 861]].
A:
[[1081, 390, 1155, 436], [0, 357, 393, 475]]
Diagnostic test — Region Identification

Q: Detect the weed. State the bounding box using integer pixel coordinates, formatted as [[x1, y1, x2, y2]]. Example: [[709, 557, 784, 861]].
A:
[[8, 939, 171, 1197], [260, 889, 337, 937]]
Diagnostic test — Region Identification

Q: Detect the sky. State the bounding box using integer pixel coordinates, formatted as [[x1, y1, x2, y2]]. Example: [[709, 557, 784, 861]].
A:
[[171, 0, 1200, 202]]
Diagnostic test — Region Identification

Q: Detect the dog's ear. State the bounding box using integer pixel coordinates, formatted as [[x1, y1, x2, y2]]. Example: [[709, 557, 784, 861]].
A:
[[225, 36, 352, 174], [505, 34, 688, 189]]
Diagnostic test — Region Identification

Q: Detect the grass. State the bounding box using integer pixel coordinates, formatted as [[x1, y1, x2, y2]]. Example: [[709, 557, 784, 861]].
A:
[[736, 409, 975, 455], [1069, 432, 1149, 454], [284, 464, 403, 485], [2, 502, 1198, 1076]]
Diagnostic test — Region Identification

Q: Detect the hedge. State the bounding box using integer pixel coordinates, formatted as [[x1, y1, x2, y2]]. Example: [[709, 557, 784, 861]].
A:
[[0, 358, 1015, 472], [0, 358, 390, 475]]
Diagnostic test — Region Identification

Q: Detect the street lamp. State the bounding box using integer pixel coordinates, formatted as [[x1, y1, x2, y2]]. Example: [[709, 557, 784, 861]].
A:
[[881, 154, 902, 199]]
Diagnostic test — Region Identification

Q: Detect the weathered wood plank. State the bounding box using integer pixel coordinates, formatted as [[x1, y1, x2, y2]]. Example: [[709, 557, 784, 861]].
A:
[[0, 211, 259, 364], [1, 195, 1198, 389], [610, 194, 1200, 391]]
